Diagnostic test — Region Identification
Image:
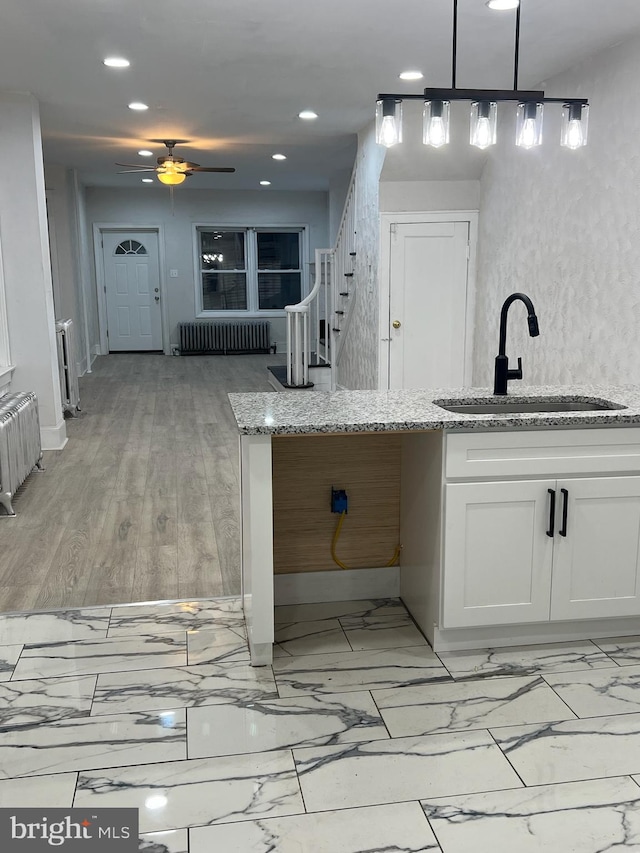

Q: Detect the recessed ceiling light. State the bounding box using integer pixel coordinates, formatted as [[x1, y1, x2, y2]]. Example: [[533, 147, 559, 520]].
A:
[[399, 70, 424, 80], [103, 57, 130, 68], [298, 110, 318, 120], [272, 153, 287, 160], [142, 178, 154, 183], [128, 102, 148, 111], [138, 150, 153, 157], [486, 0, 519, 9], [260, 180, 271, 186]]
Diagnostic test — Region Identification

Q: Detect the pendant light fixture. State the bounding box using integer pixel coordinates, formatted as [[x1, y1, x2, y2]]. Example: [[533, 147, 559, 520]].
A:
[[376, 0, 589, 152], [423, 100, 450, 147], [375, 98, 403, 147]]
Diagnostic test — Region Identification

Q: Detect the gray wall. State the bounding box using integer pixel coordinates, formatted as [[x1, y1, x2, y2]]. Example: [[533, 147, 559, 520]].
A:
[[85, 187, 329, 352]]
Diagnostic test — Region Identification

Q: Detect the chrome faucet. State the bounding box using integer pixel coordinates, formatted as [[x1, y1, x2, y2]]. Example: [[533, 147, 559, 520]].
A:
[[494, 292, 540, 395]]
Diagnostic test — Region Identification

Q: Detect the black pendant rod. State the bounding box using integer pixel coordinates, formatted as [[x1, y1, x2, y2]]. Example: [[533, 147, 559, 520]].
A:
[[452, 0, 458, 89], [514, 0, 522, 90]]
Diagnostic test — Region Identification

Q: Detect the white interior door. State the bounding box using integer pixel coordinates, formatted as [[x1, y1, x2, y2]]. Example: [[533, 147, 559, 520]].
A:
[[102, 231, 162, 351], [388, 220, 470, 389]]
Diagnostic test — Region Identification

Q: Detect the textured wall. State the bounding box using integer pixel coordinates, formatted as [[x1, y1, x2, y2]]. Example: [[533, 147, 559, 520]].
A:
[[474, 34, 640, 388], [337, 123, 386, 390]]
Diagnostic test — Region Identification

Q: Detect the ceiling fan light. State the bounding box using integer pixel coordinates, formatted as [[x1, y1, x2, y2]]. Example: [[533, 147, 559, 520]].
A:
[[157, 171, 186, 185]]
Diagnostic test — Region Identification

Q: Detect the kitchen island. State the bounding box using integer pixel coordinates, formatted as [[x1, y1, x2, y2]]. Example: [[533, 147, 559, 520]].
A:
[[230, 385, 640, 665]]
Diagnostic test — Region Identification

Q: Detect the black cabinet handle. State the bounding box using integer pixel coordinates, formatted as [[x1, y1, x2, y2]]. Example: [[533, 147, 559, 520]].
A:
[[547, 488, 556, 537], [560, 488, 569, 537]]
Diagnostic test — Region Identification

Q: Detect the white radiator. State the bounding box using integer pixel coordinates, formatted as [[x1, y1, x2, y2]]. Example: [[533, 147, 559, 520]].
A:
[[0, 391, 44, 517], [56, 318, 81, 416], [178, 321, 271, 354]]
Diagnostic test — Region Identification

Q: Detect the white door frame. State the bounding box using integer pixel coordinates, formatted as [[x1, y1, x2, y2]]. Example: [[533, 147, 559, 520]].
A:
[[93, 224, 170, 355], [378, 210, 478, 391]]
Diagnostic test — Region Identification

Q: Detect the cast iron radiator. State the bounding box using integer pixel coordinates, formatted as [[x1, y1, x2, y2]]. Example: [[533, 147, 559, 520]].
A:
[[56, 318, 81, 417], [178, 321, 271, 354], [0, 391, 44, 517]]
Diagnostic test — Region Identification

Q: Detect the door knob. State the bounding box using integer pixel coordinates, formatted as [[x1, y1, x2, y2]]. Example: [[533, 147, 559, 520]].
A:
[[392, 320, 401, 329], [155, 296, 160, 302]]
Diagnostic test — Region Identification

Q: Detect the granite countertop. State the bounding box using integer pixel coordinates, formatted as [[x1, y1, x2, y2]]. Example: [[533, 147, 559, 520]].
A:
[[229, 384, 640, 436]]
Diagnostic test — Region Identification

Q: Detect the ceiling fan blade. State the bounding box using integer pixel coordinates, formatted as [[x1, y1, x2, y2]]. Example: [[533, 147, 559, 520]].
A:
[[191, 167, 236, 173], [116, 163, 155, 169], [117, 168, 156, 174]]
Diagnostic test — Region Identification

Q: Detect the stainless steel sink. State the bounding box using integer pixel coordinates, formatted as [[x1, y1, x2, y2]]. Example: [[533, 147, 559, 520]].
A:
[[435, 397, 626, 415]]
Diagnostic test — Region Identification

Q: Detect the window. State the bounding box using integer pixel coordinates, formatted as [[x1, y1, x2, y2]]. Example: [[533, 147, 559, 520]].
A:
[[115, 239, 147, 255], [197, 227, 304, 313]]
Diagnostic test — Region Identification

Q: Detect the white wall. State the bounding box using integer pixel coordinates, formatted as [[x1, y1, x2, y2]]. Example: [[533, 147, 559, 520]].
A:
[[336, 123, 386, 390], [45, 165, 89, 374], [85, 187, 328, 353], [473, 33, 640, 388], [328, 167, 353, 246], [0, 93, 65, 449], [380, 180, 480, 212]]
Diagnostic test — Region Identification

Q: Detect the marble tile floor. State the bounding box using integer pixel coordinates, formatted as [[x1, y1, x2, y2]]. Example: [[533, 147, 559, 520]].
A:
[[3, 595, 640, 850]]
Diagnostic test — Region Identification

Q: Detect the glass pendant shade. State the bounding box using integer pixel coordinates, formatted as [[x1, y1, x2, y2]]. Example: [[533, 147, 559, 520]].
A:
[[516, 102, 543, 148], [157, 171, 187, 185], [376, 99, 403, 147], [423, 100, 450, 148], [470, 101, 497, 149], [561, 103, 589, 149]]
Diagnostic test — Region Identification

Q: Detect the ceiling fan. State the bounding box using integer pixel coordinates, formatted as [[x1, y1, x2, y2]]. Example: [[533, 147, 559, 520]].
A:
[[116, 139, 235, 185]]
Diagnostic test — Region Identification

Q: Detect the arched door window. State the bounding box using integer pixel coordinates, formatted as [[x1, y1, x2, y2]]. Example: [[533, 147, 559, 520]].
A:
[[114, 239, 148, 256]]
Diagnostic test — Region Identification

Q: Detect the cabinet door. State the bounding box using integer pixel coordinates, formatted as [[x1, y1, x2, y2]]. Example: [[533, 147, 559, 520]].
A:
[[442, 481, 555, 628], [551, 476, 640, 620]]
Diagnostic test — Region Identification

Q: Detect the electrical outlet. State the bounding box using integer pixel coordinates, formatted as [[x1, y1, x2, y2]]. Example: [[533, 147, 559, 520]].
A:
[[331, 488, 348, 514]]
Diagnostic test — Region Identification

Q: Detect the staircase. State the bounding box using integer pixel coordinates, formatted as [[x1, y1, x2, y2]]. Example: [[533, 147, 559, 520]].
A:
[[277, 168, 357, 391]]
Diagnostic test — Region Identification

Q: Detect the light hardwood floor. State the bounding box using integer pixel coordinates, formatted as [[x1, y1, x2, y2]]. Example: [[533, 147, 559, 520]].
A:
[[0, 352, 281, 612]]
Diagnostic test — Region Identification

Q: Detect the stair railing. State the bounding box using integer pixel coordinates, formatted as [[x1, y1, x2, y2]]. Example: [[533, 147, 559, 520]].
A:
[[285, 247, 333, 387], [285, 164, 357, 389]]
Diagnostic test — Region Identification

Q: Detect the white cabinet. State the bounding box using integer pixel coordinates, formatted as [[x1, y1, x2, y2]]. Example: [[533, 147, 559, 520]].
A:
[[442, 429, 640, 631], [551, 476, 640, 620], [442, 480, 554, 628]]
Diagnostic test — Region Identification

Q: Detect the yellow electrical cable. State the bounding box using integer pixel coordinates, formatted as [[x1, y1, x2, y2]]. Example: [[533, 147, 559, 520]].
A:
[[331, 510, 402, 570]]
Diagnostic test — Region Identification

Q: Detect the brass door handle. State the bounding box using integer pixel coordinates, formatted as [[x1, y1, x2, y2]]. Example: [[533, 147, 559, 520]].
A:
[[392, 320, 401, 329]]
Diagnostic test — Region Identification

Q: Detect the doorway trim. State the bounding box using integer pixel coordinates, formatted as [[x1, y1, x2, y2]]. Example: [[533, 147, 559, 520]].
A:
[[93, 224, 170, 355], [378, 210, 479, 391]]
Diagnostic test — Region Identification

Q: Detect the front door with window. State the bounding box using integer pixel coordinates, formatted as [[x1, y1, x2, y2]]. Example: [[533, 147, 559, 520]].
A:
[[102, 231, 162, 351]]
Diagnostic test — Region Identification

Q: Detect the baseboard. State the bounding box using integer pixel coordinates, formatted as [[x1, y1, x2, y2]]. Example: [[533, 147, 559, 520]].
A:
[[274, 566, 400, 605], [40, 419, 68, 451], [432, 615, 640, 652]]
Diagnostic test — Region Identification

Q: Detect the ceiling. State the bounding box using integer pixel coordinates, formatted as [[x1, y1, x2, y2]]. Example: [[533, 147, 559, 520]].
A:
[[2, 0, 640, 191]]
